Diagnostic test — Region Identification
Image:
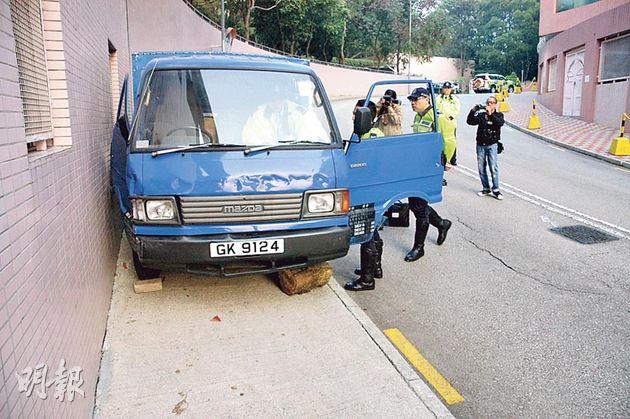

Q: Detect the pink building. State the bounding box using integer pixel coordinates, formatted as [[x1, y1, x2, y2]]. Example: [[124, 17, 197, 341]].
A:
[[537, 0, 630, 128]]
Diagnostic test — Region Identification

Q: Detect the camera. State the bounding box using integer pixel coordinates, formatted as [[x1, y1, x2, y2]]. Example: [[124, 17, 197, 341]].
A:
[[382, 95, 400, 105]]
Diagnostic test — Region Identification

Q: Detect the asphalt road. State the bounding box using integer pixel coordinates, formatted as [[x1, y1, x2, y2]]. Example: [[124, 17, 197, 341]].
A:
[[330, 93, 630, 418]]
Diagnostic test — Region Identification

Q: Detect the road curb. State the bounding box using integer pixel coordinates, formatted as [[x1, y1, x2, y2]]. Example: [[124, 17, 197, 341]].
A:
[[327, 279, 454, 418], [504, 120, 630, 169]]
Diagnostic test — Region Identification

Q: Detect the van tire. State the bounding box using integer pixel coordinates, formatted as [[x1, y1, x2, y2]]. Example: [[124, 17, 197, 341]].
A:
[[490, 85, 497, 93], [508, 85, 514, 93], [132, 250, 162, 280]]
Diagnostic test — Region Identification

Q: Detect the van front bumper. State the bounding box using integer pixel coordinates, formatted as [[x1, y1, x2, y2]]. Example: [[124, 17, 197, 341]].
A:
[[126, 226, 351, 277]]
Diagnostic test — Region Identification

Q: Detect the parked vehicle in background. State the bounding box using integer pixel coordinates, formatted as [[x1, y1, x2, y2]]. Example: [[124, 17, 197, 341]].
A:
[[470, 73, 515, 93], [110, 51, 444, 280]]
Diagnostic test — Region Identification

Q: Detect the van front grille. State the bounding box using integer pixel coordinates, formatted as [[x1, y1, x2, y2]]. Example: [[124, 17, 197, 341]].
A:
[[179, 193, 303, 224]]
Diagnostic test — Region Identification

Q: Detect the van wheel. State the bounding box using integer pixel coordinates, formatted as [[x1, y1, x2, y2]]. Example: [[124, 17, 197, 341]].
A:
[[508, 85, 514, 93], [132, 250, 161, 280], [490, 85, 497, 93]]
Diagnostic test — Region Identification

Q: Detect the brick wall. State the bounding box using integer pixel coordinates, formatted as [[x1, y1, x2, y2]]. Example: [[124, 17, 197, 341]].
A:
[[0, 0, 129, 417], [0, 0, 443, 417]]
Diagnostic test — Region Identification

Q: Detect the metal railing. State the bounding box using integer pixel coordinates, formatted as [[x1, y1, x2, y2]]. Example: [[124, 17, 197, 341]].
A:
[[182, 0, 393, 74]]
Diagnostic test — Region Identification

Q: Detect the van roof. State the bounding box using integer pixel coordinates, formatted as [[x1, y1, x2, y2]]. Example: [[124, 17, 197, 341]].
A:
[[135, 51, 310, 71]]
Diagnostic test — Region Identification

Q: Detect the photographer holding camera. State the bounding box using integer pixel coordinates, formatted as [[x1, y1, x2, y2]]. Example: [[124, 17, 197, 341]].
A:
[[375, 89, 403, 136], [466, 96, 505, 200]]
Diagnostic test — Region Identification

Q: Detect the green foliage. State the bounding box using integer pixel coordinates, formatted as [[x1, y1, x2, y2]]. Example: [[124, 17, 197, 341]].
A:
[[434, 0, 540, 80], [188, 0, 539, 77], [506, 72, 521, 85], [252, 0, 349, 60]]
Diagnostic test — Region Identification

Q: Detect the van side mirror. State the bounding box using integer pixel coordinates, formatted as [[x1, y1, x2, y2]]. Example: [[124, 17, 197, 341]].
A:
[[353, 107, 372, 137]]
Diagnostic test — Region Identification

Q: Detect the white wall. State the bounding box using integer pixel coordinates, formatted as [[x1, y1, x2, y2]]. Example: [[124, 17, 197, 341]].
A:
[[594, 80, 628, 128], [407, 56, 474, 84]]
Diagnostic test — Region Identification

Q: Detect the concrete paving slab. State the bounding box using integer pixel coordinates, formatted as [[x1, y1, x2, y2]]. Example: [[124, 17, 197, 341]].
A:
[[93, 241, 451, 418]]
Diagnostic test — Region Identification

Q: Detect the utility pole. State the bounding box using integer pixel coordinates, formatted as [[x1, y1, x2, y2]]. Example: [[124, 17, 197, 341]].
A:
[[408, 0, 412, 80], [221, 0, 226, 52]]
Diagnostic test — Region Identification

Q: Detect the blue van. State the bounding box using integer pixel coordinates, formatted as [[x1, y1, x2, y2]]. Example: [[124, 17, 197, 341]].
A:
[[110, 52, 443, 279]]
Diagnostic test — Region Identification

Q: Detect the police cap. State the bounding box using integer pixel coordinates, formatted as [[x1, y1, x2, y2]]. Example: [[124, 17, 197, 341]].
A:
[[408, 87, 430, 100]]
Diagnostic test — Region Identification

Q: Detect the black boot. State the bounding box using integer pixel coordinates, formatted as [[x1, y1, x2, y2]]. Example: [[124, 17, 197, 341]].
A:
[[405, 220, 429, 262], [354, 233, 383, 278], [345, 242, 377, 291], [436, 219, 452, 245]]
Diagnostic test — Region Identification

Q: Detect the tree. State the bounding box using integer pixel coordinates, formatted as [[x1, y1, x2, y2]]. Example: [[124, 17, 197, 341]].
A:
[[433, 0, 540, 80], [400, 2, 450, 74], [190, 0, 283, 40], [252, 0, 348, 60], [437, 0, 479, 77], [190, 0, 539, 76], [239, 0, 283, 40]]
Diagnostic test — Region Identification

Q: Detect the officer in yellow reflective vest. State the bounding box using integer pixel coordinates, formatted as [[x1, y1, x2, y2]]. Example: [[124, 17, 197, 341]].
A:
[[403, 87, 451, 263], [411, 92, 435, 134], [435, 81, 460, 170]]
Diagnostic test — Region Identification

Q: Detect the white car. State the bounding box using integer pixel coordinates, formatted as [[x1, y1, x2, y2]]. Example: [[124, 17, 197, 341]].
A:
[[470, 73, 515, 93]]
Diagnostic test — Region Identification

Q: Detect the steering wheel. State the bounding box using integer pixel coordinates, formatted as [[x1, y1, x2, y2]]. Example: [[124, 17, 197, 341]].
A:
[[164, 126, 214, 142]]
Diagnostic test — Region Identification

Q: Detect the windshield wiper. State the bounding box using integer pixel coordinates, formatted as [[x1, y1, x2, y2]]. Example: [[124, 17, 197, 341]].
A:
[[151, 143, 241, 157], [244, 140, 331, 156]]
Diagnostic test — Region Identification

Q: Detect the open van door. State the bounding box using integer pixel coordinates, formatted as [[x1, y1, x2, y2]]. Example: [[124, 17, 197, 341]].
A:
[[110, 75, 130, 214], [334, 80, 444, 244]]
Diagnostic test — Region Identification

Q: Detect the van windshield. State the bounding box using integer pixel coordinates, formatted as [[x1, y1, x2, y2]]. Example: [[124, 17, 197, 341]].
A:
[[131, 69, 335, 151]]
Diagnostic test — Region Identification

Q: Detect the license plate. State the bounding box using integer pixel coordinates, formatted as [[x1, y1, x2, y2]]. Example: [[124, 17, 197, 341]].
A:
[[210, 239, 285, 257]]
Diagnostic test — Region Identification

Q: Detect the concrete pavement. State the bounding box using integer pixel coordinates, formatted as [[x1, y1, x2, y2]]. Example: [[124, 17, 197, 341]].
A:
[[93, 241, 452, 418], [331, 94, 630, 417]]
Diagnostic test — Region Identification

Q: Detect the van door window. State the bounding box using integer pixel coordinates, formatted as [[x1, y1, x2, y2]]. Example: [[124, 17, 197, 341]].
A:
[[356, 82, 436, 139]]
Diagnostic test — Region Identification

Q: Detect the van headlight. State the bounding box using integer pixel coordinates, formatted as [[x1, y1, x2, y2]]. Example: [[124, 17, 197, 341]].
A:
[[308, 193, 334, 213], [303, 189, 349, 217], [146, 200, 175, 220], [130, 197, 179, 223]]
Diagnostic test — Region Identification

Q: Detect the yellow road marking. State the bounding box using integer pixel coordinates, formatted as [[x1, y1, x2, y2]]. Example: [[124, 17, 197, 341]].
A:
[[384, 328, 464, 405]]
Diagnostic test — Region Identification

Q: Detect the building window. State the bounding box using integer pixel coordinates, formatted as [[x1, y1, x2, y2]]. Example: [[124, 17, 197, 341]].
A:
[[547, 58, 558, 92], [9, 0, 53, 151], [556, 0, 600, 13], [599, 33, 630, 82], [9, 0, 71, 153]]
